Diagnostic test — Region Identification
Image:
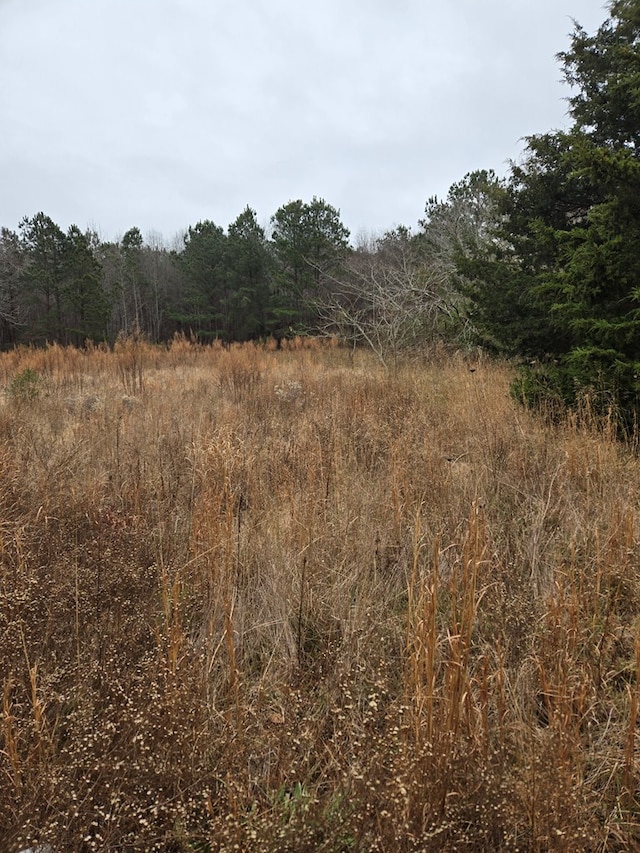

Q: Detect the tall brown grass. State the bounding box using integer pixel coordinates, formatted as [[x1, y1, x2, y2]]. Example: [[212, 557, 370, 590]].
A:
[[0, 337, 638, 851]]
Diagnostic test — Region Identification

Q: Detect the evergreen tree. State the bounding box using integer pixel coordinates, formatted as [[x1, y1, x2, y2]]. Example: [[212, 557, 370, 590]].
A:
[[19, 213, 67, 342], [63, 226, 109, 344], [462, 1, 640, 429], [549, 1, 640, 422], [225, 207, 272, 340], [175, 220, 228, 340], [270, 197, 350, 332]]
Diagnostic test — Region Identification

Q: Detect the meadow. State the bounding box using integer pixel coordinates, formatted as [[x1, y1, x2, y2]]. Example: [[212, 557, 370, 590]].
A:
[[0, 337, 638, 852]]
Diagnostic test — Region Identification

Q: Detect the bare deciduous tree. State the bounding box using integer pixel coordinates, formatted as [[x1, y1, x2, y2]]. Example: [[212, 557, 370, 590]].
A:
[[313, 228, 465, 370]]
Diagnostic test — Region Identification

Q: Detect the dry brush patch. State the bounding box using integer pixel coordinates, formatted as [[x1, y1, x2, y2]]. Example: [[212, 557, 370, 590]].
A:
[[0, 339, 638, 851]]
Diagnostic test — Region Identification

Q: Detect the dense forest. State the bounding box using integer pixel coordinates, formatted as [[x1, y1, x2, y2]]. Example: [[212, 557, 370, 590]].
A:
[[2, 0, 640, 427]]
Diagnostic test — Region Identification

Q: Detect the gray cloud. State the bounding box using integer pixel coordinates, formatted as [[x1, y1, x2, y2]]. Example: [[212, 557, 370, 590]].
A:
[[0, 0, 608, 241]]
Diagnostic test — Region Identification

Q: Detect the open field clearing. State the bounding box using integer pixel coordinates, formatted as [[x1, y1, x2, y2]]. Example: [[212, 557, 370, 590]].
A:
[[1, 338, 639, 851]]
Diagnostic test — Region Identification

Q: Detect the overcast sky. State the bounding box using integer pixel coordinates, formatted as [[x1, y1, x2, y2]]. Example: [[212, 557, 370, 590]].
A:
[[1, 0, 607, 245]]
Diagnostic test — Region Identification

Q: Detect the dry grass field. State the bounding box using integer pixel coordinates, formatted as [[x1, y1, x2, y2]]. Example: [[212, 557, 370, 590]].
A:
[[0, 337, 639, 851]]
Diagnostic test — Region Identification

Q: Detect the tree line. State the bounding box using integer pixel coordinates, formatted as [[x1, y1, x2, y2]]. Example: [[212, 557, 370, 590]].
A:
[[1, 0, 639, 428], [0, 198, 353, 348]]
